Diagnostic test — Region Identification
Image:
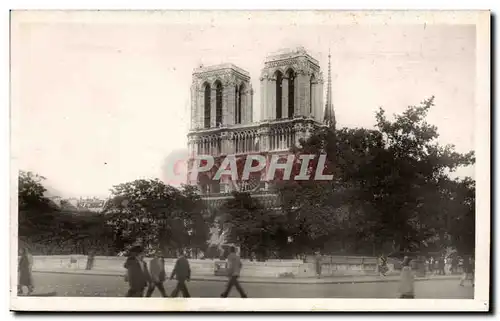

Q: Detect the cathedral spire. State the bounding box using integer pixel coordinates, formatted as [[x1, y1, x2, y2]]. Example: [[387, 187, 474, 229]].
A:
[[323, 48, 336, 129]]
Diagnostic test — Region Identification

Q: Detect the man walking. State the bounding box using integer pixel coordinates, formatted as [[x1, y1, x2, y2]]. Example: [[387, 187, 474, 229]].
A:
[[399, 256, 415, 299], [220, 246, 247, 298], [146, 250, 168, 297], [170, 251, 191, 297], [124, 245, 151, 297]]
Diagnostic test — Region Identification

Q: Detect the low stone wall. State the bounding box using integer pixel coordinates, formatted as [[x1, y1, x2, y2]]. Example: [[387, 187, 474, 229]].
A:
[[31, 255, 386, 278], [306, 256, 394, 277], [32, 255, 89, 270]]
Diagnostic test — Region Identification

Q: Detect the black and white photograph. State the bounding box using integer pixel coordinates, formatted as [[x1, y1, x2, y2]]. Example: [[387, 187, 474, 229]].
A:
[[9, 10, 490, 311]]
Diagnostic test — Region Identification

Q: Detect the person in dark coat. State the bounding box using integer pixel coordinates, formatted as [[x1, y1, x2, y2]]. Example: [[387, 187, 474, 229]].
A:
[[220, 246, 247, 298], [438, 256, 446, 275], [124, 246, 151, 297], [314, 251, 322, 279], [18, 247, 34, 295], [170, 252, 191, 297], [146, 250, 167, 297]]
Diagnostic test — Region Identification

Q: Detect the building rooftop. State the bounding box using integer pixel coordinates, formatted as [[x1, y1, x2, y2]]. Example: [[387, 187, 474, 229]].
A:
[[265, 46, 319, 66], [193, 63, 250, 78]]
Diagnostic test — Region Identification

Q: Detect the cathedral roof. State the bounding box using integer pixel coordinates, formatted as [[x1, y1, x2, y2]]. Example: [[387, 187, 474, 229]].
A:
[[265, 46, 319, 66], [193, 63, 250, 77]]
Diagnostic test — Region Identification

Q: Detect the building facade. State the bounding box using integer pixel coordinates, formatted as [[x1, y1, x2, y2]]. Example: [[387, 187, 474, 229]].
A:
[[187, 47, 336, 210]]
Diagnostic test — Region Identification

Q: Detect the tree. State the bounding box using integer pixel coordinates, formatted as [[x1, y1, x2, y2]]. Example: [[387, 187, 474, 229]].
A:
[[219, 192, 279, 260], [18, 171, 58, 244], [371, 97, 475, 252], [274, 97, 475, 256], [447, 177, 475, 255], [18, 170, 116, 255], [102, 179, 209, 255], [18, 171, 51, 210]]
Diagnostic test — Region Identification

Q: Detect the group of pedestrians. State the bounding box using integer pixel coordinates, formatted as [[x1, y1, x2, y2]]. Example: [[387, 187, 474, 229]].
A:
[[123, 245, 247, 298], [427, 256, 447, 275], [398, 254, 475, 299]]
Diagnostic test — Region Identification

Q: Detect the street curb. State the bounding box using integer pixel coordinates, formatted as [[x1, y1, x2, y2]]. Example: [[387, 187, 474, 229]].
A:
[[33, 270, 461, 285]]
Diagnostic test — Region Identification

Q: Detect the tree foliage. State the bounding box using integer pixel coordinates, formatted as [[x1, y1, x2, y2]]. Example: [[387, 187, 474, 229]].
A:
[[18, 170, 114, 255], [271, 97, 476, 256], [102, 179, 209, 255], [18, 171, 57, 243]]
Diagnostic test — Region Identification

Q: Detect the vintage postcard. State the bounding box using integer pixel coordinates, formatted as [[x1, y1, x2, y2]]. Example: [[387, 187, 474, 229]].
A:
[[9, 10, 490, 311]]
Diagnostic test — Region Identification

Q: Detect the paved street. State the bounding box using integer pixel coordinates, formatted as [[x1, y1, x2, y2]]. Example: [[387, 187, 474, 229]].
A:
[[28, 272, 474, 299]]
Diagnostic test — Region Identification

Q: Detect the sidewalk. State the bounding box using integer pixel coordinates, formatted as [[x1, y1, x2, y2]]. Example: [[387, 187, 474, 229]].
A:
[[33, 268, 461, 285]]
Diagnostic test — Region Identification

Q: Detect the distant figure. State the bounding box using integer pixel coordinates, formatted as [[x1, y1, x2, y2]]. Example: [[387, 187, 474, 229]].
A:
[[378, 254, 388, 276], [433, 256, 440, 274], [146, 250, 167, 297], [314, 252, 322, 279], [451, 256, 459, 274], [18, 247, 34, 295], [124, 246, 151, 297], [458, 256, 464, 274], [399, 256, 415, 299], [460, 256, 475, 287], [440, 256, 446, 275], [221, 246, 247, 298], [85, 251, 95, 270], [470, 257, 475, 286], [444, 256, 450, 274], [170, 251, 191, 297]]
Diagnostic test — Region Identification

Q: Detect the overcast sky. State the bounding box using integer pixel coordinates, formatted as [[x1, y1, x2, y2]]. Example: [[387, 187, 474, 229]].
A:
[[11, 12, 476, 198]]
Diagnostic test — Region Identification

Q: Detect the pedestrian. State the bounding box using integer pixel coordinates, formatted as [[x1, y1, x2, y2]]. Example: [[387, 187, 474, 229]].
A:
[[445, 256, 451, 274], [315, 251, 322, 279], [170, 251, 191, 297], [470, 257, 475, 286], [460, 256, 474, 287], [378, 254, 388, 276], [433, 257, 439, 274], [220, 246, 247, 298], [85, 250, 95, 271], [438, 256, 446, 275], [451, 256, 458, 274], [18, 247, 34, 295], [398, 256, 415, 299], [458, 256, 464, 274], [124, 245, 151, 297], [146, 249, 168, 297]]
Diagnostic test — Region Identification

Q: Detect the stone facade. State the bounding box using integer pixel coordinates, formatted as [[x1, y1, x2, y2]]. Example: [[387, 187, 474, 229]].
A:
[[187, 47, 328, 209], [190, 63, 253, 130]]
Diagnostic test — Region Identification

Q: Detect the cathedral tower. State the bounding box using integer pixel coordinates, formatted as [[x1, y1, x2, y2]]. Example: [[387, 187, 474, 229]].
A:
[[190, 63, 253, 131], [260, 47, 324, 122]]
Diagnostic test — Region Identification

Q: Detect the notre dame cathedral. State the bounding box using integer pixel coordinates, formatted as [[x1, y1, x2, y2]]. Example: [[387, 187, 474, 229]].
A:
[[187, 47, 336, 210]]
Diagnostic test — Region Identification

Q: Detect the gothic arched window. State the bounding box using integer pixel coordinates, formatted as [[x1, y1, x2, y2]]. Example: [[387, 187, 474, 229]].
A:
[[275, 71, 283, 119], [237, 83, 244, 124], [234, 85, 239, 124], [204, 83, 211, 128], [287, 69, 295, 118], [310, 74, 315, 115], [215, 81, 223, 126]]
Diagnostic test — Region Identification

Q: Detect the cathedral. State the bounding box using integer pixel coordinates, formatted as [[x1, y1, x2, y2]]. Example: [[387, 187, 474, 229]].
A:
[[186, 47, 336, 210]]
